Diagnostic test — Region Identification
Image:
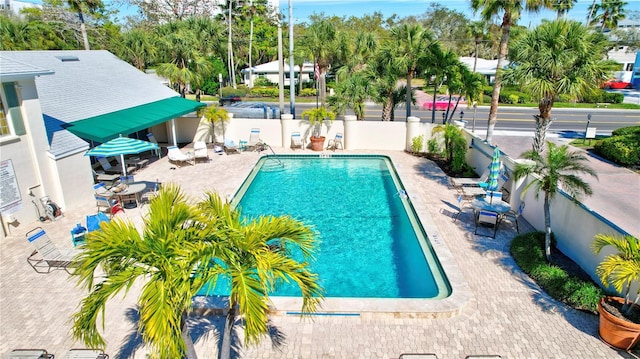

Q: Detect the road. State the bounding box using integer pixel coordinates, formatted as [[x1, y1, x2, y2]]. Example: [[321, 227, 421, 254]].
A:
[[292, 103, 640, 135]]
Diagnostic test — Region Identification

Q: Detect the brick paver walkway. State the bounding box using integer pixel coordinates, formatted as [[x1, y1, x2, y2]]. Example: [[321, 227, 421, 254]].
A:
[[0, 148, 627, 358]]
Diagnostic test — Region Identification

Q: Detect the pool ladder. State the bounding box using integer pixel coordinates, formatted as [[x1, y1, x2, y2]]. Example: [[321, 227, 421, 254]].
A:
[[261, 143, 285, 171]]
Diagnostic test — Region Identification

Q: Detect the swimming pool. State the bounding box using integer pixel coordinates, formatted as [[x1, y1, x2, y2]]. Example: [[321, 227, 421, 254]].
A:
[[200, 154, 451, 300]]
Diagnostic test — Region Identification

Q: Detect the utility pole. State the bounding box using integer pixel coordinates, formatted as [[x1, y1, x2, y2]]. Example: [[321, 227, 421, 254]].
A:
[[278, 16, 285, 115], [288, 0, 295, 118]]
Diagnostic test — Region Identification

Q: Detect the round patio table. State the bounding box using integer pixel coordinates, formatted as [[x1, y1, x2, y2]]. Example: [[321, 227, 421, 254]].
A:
[[112, 182, 146, 208], [471, 198, 511, 214]]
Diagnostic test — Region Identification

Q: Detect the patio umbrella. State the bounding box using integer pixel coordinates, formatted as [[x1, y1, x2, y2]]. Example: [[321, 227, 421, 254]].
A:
[[85, 135, 159, 176], [486, 146, 502, 192]]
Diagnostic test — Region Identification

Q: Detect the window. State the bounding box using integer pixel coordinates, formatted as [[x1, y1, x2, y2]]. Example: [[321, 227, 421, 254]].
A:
[[0, 96, 8, 136], [1, 82, 26, 137]]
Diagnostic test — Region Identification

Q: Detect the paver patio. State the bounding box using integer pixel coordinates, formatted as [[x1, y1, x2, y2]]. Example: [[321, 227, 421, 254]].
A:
[[0, 147, 628, 358]]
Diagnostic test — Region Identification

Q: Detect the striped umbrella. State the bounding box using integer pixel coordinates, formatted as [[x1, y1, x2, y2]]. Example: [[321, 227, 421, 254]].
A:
[[486, 146, 502, 192], [85, 135, 159, 176]]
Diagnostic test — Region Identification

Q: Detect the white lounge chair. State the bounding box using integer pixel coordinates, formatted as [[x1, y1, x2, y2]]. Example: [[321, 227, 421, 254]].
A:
[[62, 349, 109, 359], [193, 141, 209, 162], [327, 133, 343, 151], [97, 157, 121, 174], [247, 128, 261, 151], [5, 349, 54, 359], [26, 227, 80, 274], [167, 146, 195, 166], [291, 131, 304, 150], [224, 139, 241, 155]]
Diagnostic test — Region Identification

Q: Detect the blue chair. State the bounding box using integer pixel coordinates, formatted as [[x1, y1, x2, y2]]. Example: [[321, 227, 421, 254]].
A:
[[87, 212, 110, 232]]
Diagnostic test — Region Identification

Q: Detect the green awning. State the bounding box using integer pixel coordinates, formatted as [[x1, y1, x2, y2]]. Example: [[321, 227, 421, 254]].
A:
[[66, 97, 206, 143]]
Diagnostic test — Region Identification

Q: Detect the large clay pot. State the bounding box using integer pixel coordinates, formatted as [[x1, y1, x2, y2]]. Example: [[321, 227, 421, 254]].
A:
[[309, 136, 326, 151], [598, 296, 640, 350]]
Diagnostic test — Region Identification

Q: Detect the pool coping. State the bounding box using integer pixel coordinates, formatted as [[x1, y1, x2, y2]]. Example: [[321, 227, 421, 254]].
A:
[[193, 153, 472, 318]]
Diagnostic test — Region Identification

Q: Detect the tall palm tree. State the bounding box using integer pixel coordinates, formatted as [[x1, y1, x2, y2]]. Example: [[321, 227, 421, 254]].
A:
[[66, 0, 103, 50], [589, 0, 628, 30], [447, 64, 485, 123], [390, 23, 435, 118], [369, 43, 405, 121], [117, 29, 157, 71], [198, 105, 230, 144], [329, 71, 374, 120], [553, 0, 577, 18], [471, 0, 554, 144], [503, 19, 610, 153], [513, 142, 598, 262], [467, 21, 487, 72], [302, 18, 339, 107], [424, 45, 457, 123], [197, 193, 323, 359]]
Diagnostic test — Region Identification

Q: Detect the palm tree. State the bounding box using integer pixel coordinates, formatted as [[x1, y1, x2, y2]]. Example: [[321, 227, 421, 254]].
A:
[[592, 233, 640, 315], [71, 185, 219, 358], [588, 0, 628, 30], [117, 29, 157, 71], [198, 105, 230, 144], [390, 23, 435, 118], [329, 71, 373, 121], [553, 0, 577, 18], [368, 41, 406, 121], [471, 0, 554, 144], [503, 19, 610, 153], [66, 0, 103, 50], [197, 192, 324, 359], [302, 18, 339, 107], [513, 142, 598, 262], [447, 64, 485, 123], [424, 45, 457, 123], [467, 21, 487, 72]]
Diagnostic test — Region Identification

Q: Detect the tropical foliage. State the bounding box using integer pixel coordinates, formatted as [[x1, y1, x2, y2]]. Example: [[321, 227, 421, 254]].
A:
[[301, 107, 336, 138], [504, 19, 610, 153], [513, 142, 598, 262], [71, 185, 323, 358]]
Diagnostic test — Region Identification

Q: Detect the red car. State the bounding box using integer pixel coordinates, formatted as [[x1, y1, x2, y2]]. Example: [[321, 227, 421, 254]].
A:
[[600, 80, 633, 89], [423, 96, 463, 111]]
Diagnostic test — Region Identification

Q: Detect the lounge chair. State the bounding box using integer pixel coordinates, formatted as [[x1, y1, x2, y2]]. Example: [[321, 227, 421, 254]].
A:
[[26, 227, 80, 274], [246, 128, 261, 151], [291, 131, 304, 150], [97, 157, 121, 174], [146, 132, 161, 157], [450, 169, 490, 190], [115, 156, 136, 175], [503, 201, 525, 233], [224, 139, 241, 155], [62, 349, 109, 359], [474, 210, 499, 238], [193, 141, 209, 162], [92, 169, 119, 185], [5, 349, 54, 359], [453, 194, 471, 222], [167, 146, 195, 166], [327, 133, 343, 151]]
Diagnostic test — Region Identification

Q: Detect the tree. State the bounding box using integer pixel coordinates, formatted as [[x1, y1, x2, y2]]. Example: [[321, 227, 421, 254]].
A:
[[329, 71, 374, 120], [116, 28, 157, 70], [423, 44, 457, 123], [419, 4, 474, 56], [390, 23, 436, 118], [513, 141, 598, 262], [368, 42, 406, 121], [553, 0, 577, 18], [471, 0, 554, 144], [446, 63, 485, 123], [66, 0, 104, 50], [503, 19, 610, 153], [467, 21, 488, 72], [197, 192, 323, 359], [588, 0, 628, 30], [72, 185, 219, 358], [301, 17, 339, 107], [198, 105, 229, 144]]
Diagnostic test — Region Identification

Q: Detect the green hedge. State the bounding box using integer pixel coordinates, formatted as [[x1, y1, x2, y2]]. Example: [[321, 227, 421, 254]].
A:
[[510, 232, 604, 314], [300, 88, 317, 97], [248, 87, 279, 97], [220, 86, 247, 97], [594, 133, 640, 166], [581, 89, 624, 104], [612, 126, 640, 136]]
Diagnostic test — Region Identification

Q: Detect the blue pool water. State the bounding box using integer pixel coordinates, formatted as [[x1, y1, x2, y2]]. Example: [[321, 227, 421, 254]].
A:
[[200, 155, 450, 299]]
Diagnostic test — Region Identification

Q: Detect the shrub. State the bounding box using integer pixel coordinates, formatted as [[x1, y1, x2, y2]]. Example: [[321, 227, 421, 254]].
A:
[[253, 77, 274, 87], [411, 135, 424, 154], [427, 138, 440, 155], [248, 87, 279, 97], [220, 86, 247, 97], [594, 135, 640, 166], [510, 232, 604, 314], [581, 89, 624, 104], [300, 88, 317, 97], [612, 126, 640, 136], [603, 91, 624, 104]]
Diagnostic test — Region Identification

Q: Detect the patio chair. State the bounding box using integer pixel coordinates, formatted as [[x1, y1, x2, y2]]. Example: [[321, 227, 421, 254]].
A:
[[62, 349, 109, 359], [95, 194, 123, 218], [224, 139, 241, 155], [147, 132, 161, 157], [327, 132, 343, 151], [474, 210, 499, 238], [193, 141, 209, 162], [115, 156, 136, 175], [141, 179, 160, 207], [5, 349, 54, 359], [167, 146, 195, 166], [291, 131, 304, 150], [503, 201, 525, 233], [247, 128, 261, 151], [26, 227, 80, 274], [453, 194, 472, 222]]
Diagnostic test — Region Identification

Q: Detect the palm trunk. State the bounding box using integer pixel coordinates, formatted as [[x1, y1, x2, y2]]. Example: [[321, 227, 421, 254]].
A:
[[444, 94, 453, 123], [486, 13, 511, 145], [182, 312, 198, 359], [473, 39, 479, 72], [405, 71, 413, 118], [431, 86, 438, 123], [382, 93, 393, 121], [78, 10, 90, 50], [220, 305, 237, 359], [448, 97, 463, 122], [544, 192, 552, 262], [320, 67, 328, 107], [532, 99, 554, 153]]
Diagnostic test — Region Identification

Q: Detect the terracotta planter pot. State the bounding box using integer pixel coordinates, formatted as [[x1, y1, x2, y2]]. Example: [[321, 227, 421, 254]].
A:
[[598, 296, 640, 350], [309, 136, 326, 151]]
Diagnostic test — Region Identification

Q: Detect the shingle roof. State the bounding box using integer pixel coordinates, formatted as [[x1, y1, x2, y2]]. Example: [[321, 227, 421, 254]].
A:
[[0, 55, 54, 80], [0, 50, 181, 158]]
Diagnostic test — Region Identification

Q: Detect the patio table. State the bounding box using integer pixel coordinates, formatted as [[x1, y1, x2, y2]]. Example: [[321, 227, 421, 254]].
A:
[[112, 182, 146, 208]]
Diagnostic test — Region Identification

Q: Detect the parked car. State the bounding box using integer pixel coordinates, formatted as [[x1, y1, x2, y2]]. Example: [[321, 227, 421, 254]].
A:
[[600, 79, 633, 89], [219, 95, 242, 106], [223, 102, 280, 119], [423, 96, 464, 111]]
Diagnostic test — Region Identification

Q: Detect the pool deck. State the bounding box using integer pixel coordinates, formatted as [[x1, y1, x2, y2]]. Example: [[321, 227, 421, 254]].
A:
[[0, 147, 625, 358]]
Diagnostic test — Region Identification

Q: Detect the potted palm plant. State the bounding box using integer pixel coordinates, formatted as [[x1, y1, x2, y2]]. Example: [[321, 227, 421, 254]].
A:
[[301, 106, 336, 151], [592, 233, 640, 350]]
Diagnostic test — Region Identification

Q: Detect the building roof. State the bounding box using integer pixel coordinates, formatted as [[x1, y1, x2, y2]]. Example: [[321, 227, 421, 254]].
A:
[[0, 50, 187, 158], [0, 55, 54, 81]]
